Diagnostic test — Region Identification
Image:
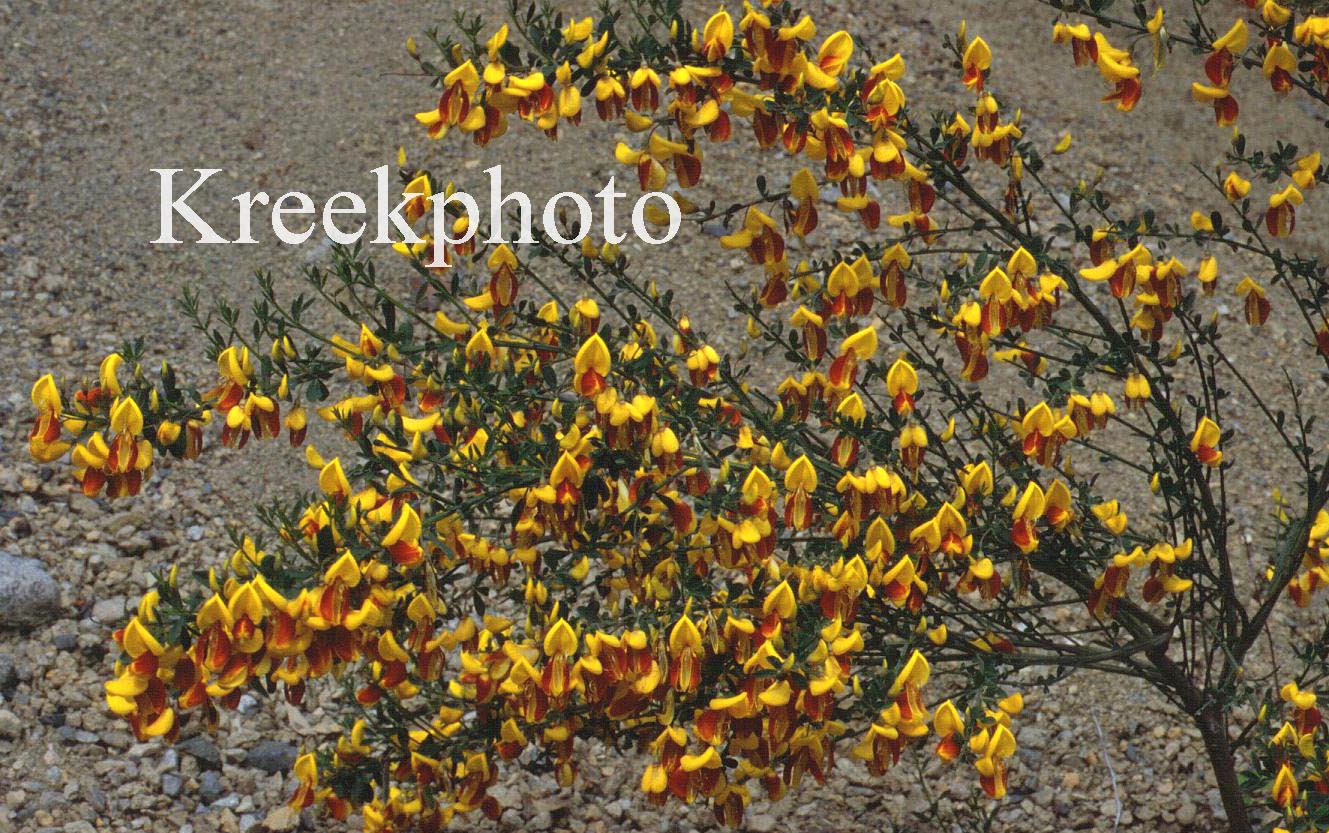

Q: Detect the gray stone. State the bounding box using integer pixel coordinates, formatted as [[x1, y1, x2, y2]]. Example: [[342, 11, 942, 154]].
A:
[[0, 551, 61, 627], [83, 784, 108, 813], [161, 773, 182, 797], [90, 597, 127, 625], [243, 740, 297, 774], [0, 708, 22, 739], [198, 770, 223, 804], [177, 735, 222, 771], [0, 653, 18, 694], [1176, 801, 1197, 826]]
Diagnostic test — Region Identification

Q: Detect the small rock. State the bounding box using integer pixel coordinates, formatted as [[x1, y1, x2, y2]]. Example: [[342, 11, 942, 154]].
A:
[[186, 525, 205, 541], [488, 783, 521, 810], [90, 597, 127, 624], [747, 812, 777, 833], [83, 784, 108, 813], [177, 735, 223, 771], [1176, 801, 1197, 826], [0, 551, 62, 627], [243, 740, 297, 774], [67, 495, 98, 515], [214, 794, 241, 810], [0, 708, 22, 739], [199, 770, 223, 803], [161, 773, 182, 797], [0, 654, 18, 694], [51, 634, 77, 652], [262, 806, 300, 831]]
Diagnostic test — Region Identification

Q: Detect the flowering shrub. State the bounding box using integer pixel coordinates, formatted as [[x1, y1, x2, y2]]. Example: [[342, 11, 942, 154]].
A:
[[27, 0, 1329, 830]]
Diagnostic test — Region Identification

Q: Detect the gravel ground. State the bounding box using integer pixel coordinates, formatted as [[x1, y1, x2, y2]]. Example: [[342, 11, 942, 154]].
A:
[[1, 1, 1327, 831]]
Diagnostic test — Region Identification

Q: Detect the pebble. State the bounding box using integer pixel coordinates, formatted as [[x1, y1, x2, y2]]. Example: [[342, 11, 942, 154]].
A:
[[0, 653, 18, 694], [83, 784, 108, 813], [89, 597, 127, 625], [1176, 801, 1198, 825], [161, 773, 182, 798], [66, 495, 98, 515], [199, 770, 223, 804], [0, 550, 62, 628], [262, 806, 300, 831], [0, 708, 23, 739], [242, 740, 297, 774], [177, 735, 222, 771]]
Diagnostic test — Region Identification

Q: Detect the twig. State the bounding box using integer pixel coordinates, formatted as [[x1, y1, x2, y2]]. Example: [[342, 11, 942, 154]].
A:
[[1092, 712, 1123, 833]]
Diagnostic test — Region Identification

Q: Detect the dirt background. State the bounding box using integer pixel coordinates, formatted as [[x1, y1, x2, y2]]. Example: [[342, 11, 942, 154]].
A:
[[1, 0, 1327, 831]]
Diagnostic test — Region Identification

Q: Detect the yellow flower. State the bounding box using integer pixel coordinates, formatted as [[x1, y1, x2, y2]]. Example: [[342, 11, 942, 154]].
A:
[[961, 36, 992, 90], [1189, 417, 1223, 466], [698, 10, 733, 61], [1123, 373, 1151, 408], [1222, 172, 1250, 201], [28, 374, 71, 463], [1212, 19, 1248, 55], [573, 334, 611, 397], [1292, 152, 1321, 190], [1272, 762, 1298, 808], [885, 358, 918, 415], [1235, 276, 1270, 326]]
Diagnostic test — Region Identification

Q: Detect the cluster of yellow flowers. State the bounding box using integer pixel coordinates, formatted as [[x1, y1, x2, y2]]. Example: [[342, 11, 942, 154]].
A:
[[1051, 1, 1329, 127], [1264, 682, 1327, 830], [1288, 510, 1329, 607], [1052, 22, 1144, 111], [83, 282, 1042, 826], [29, 358, 158, 497]]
